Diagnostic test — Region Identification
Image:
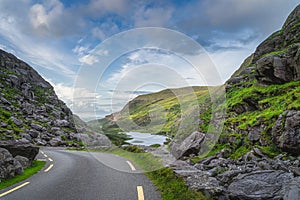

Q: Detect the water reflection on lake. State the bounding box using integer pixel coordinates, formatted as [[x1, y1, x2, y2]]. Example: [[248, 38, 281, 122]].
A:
[[125, 132, 167, 146]]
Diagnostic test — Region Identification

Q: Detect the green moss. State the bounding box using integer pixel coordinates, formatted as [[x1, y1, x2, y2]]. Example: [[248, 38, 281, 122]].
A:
[[31, 85, 54, 104], [258, 144, 281, 158], [230, 146, 250, 160], [0, 108, 11, 118]]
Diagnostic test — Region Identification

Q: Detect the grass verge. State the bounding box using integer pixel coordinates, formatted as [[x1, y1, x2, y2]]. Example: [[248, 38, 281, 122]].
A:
[[0, 160, 46, 190], [92, 147, 208, 200]]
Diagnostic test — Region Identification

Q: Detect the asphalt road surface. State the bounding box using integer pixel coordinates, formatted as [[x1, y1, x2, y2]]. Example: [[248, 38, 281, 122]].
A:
[[0, 148, 161, 200]]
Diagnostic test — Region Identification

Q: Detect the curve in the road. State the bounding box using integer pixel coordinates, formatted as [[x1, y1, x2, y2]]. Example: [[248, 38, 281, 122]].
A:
[[0, 148, 161, 200]]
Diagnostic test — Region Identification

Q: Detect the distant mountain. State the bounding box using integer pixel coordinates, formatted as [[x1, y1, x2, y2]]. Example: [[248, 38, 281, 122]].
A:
[[0, 49, 111, 147], [87, 86, 211, 146]]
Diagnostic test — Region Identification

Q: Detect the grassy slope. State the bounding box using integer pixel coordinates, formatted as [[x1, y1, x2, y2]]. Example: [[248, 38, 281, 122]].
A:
[[88, 86, 211, 145]]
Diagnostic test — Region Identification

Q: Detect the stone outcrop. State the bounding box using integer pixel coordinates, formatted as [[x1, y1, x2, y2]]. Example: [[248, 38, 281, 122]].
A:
[[0, 142, 39, 162], [253, 4, 300, 84], [171, 148, 300, 200], [171, 131, 205, 159], [272, 110, 300, 154], [0, 148, 23, 180]]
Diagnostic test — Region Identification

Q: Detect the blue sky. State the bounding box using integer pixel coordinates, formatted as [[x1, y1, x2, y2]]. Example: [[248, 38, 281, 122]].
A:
[[0, 0, 298, 120]]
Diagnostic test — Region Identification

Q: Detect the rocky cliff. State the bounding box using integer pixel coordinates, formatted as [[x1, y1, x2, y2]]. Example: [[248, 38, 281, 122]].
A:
[[0, 49, 81, 147], [172, 4, 300, 200]]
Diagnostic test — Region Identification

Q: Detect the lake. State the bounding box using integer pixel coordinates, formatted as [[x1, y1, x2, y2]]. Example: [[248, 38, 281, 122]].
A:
[[125, 132, 168, 146]]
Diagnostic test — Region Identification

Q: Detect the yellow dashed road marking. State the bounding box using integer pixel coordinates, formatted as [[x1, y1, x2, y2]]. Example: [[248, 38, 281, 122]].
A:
[[126, 161, 136, 171], [137, 186, 144, 200], [0, 182, 30, 197], [44, 164, 54, 172]]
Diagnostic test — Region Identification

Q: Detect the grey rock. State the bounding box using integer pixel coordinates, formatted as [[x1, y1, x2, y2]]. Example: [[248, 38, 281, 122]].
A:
[[76, 133, 112, 147], [35, 139, 46, 146], [16, 138, 31, 144], [22, 102, 33, 115], [20, 133, 32, 141], [248, 126, 262, 142], [228, 170, 293, 200], [11, 117, 23, 126], [31, 123, 44, 131], [50, 127, 60, 134], [0, 122, 8, 128], [171, 131, 205, 159], [27, 129, 39, 138], [176, 170, 224, 197], [53, 119, 69, 127], [49, 137, 63, 147], [14, 155, 30, 168], [284, 177, 300, 200], [0, 141, 39, 161], [0, 96, 11, 105], [272, 110, 300, 154], [0, 148, 24, 180]]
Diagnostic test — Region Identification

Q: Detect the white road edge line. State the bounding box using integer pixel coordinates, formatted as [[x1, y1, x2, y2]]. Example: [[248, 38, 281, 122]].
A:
[[137, 186, 144, 200], [44, 164, 54, 172], [126, 161, 136, 171], [48, 158, 53, 162], [0, 182, 30, 197]]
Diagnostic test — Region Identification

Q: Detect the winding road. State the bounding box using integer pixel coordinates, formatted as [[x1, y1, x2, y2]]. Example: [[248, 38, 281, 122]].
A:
[[0, 148, 161, 200]]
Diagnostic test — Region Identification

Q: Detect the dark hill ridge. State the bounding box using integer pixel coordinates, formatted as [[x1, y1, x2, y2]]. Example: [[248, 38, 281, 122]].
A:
[[96, 4, 300, 200], [0, 49, 80, 147]]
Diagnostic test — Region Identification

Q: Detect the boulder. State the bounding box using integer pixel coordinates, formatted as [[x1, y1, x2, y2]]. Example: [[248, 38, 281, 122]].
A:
[[284, 177, 300, 200], [0, 148, 23, 180], [27, 129, 40, 138], [272, 110, 300, 154], [171, 131, 205, 159], [14, 155, 30, 168], [11, 117, 23, 126], [0, 141, 39, 161], [53, 119, 69, 127], [31, 123, 44, 131], [75, 133, 112, 147], [256, 54, 295, 84], [248, 126, 262, 142], [49, 137, 63, 146], [228, 170, 293, 200]]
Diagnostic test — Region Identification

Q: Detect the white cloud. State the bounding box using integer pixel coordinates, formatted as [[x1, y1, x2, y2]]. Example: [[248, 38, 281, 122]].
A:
[[79, 54, 99, 65], [29, 0, 64, 36]]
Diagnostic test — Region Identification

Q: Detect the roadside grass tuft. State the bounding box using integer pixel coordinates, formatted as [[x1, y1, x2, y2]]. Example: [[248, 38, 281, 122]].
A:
[[94, 147, 208, 200]]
